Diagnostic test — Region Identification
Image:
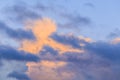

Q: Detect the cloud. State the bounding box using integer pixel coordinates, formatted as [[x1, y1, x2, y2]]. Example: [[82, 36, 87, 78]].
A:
[[18, 18, 93, 80], [51, 33, 91, 48], [17, 18, 120, 80], [0, 21, 35, 40], [24, 37, 120, 80], [26, 60, 74, 80], [107, 28, 120, 39], [1, 17, 119, 80], [112, 38, 120, 44], [59, 13, 91, 29], [1, 1, 120, 80], [35, 2, 54, 12], [26, 44, 120, 80], [0, 60, 27, 80], [19, 18, 83, 54], [0, 6, 120, 79], [84, 3, 95, 8], [0, 45, 40, 62], [3, 1, 92, 33], [4, 2, 41, 23], [0, 45, 37, 80], [8, 71, 30, 80], [85, 42, 120, 62]]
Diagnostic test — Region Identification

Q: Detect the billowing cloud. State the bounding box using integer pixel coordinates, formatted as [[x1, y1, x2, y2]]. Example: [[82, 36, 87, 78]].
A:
[[19, 18, 83, 54], [26, 60, 74, 80], [18, 18, 92, 80], [1, 17, 120, 80], [25, 41, 120, 80], [17, 18, 120, 80]]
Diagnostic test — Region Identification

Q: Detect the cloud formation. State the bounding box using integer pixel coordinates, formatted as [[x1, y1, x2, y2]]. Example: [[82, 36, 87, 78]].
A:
[[26, 61, 73, 80], [0, 45, 39, 62], [0, 21, 35, 40], [17, 18, 120, 80], [8, 71, 30, 80], [1, 1, 120, 80], [19, 18, 83, 54], [107, 28, 120, 39], [5, 2, 41, 23], [59, 13, 91, 29], [0, 17, 120, 80]]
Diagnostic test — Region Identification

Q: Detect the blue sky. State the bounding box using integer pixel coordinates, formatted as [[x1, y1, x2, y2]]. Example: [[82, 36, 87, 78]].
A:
[[0, 0, 120, 80]]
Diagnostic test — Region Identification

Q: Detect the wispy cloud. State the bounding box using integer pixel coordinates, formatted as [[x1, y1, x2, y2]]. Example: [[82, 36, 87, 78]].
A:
[[0, 21, 35, 40], [84, 3, 95, 8], [59, 13, 91, 29], [0, 45, 40, 62], [4, 2, 41, 23]]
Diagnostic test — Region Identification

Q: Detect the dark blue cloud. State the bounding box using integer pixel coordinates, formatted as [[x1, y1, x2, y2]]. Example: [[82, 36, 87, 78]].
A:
[[51, 33, 87, 49], [0, 45, 40, 62], [85, 42, 120, 62], [0, 21, 35, 40], [42, 34, 120, 64], [8, 71, 30, 80]]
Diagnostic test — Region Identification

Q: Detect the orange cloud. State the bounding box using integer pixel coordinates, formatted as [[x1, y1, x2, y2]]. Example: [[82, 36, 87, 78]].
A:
[[19, 18, 83, 54], [26, 61, 74, 80], [27, 60, 66, 69], [112, 38, 120, 44], [79, 36, 93, 43]]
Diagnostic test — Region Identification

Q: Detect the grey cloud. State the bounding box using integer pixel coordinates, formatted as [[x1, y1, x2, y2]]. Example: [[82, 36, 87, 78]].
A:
[[4, 2, 41, 23], [51, 33, 88, 49], [59, 13, 91, 29], [85, 42, 120, 62]]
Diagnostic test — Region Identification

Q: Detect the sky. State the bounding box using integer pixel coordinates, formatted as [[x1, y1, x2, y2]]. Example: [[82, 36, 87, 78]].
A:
[[0, 0, 120, 80]]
